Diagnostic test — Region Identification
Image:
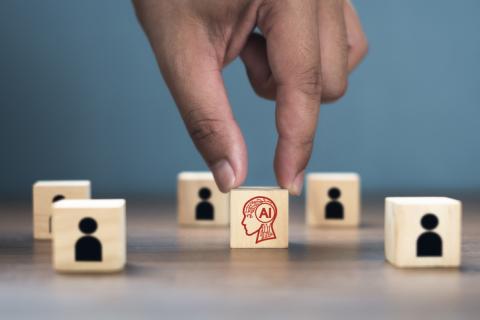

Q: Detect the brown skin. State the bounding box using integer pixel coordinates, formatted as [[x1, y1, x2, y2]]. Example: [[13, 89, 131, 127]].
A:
[[133, 0, 368, 195]]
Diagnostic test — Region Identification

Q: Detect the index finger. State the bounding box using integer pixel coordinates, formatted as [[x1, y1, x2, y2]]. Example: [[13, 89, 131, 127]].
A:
[[257, 0, 321, 195]]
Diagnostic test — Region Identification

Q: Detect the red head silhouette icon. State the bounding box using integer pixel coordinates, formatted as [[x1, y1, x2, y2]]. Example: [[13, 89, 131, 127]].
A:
[[241, 196, 277, 244]]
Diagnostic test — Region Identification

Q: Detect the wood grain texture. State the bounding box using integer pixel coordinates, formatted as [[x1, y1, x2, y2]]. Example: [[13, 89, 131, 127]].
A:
[[230, 188, 288, 248], [306, 173, 360, 227], [0, 196, 479, 318], [177, 172, 228, 226], [385, 197, 461, 267], [33, 181, 91, 240]]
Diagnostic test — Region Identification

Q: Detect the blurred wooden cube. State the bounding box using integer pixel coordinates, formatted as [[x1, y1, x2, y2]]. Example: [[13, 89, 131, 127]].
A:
[[52, 199, 126, 273], [230, 187, 288, 248], [306, 173, 360, 227], [177, 172, 228, 226], [385, 197, 461, 268], [33, 180, 91, 240]]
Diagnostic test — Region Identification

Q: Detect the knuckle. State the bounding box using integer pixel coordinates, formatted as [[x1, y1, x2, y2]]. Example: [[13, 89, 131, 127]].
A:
[[292, 64, 323, 101], [359, 37, 369, 58], [349, 33, 369, 60], [281, 132, 315, 152], [183, 107, 224, 143], [257, 1, 280, 35], [322, 77, 348, 102], [245, 69, 277, 100], [277, 118, 315, 152], [297, 135, 314, 151], [252, 82, 276, 100]]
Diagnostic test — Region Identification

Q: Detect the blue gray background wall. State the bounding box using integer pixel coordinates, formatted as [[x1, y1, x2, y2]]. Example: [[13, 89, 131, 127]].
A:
[[1, 0, 479, 200]]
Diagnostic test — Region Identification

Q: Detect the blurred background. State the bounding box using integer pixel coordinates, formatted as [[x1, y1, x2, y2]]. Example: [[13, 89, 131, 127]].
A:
[[0, 0, 479, 201]]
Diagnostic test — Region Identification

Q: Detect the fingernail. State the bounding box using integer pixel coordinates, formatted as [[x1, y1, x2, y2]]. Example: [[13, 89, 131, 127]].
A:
[[210, 159, 236, 193], [289, 171, 305, 196]]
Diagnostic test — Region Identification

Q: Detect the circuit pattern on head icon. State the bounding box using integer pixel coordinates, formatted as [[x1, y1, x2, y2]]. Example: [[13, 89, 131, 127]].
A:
[[241, 196, 277, 244]]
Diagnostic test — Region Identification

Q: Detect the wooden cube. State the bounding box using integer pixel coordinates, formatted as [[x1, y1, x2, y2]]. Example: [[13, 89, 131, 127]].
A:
[[177, 172, 228, 226], [306, 173, 360, 227], [52, 199, 126, 273], [33, 180, 91, 240], [230, 188, 288, 248], [385, 197, 461, 268]]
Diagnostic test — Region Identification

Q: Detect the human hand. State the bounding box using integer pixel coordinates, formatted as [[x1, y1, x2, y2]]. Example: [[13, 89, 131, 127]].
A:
[[133, 0, 368, 195]]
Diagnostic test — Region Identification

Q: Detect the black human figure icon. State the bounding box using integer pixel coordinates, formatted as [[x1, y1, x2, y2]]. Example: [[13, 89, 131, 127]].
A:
[[75, 217, 102, 262], [417, 213, 442, 257], [325, 187, 344, 219], [195, 187, 214, 220], [49, 194, 65, 234]]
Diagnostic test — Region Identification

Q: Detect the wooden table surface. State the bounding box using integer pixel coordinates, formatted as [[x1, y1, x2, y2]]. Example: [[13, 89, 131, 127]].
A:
[[0, 196, 479, 319]]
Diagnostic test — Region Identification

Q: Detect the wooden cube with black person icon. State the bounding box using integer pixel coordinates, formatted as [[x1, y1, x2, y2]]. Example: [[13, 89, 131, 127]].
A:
[[385, 197, 461, 268], [33, 181, 91, 240], [306, 173, 360, 227], [177, 171, 228, 226], [52, 199, 126, 273]]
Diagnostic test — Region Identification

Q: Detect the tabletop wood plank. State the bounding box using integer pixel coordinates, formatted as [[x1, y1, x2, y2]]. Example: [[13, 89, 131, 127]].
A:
[[0, 196, 478, 318]]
